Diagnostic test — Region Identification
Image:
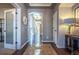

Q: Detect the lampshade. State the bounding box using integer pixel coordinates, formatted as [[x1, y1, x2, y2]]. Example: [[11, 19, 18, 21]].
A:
[[64, 18, 76, 25]]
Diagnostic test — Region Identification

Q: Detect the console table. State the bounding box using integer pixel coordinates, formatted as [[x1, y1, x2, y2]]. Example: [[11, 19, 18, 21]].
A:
[[65, 34, 79, 54]]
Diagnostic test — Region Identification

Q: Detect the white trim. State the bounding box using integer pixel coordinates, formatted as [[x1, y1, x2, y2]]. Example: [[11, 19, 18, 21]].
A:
[[16, 8, 21, 49], [42, 40, 54, 42], [56, 45, 65, 48], [11, 3, 21, 8], [20, 40, 29, 49]]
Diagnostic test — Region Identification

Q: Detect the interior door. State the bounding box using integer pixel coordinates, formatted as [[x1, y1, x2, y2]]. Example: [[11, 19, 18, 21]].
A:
[[53, 11, 58, 45], [4, 9, 16, 49]]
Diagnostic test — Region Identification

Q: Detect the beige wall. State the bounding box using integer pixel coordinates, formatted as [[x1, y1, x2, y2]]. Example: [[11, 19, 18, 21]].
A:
[[0, 3, 14, 18], [58, 7, 73, 48], [0, 9, 6, 18]]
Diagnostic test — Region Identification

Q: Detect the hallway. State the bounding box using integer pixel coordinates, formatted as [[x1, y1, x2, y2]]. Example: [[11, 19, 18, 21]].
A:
[[23, 44, 57, 55], [0, 3, 79, 55]]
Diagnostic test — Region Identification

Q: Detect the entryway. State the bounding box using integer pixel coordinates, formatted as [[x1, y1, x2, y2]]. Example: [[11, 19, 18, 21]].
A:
[[28, 12, 42, 47], [26, 12, 43, 55]]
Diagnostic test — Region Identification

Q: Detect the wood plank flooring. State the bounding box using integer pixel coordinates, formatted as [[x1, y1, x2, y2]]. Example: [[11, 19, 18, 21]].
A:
[[51, 43, 70, 55], [23, 44, 57, 55], [0, 48, 15, 55], [0, 42, 15, 55]]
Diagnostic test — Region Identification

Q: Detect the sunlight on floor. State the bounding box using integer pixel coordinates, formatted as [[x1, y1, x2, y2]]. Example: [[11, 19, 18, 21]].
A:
[[23, 44, 57, 55], [34, 49, 41, 55]]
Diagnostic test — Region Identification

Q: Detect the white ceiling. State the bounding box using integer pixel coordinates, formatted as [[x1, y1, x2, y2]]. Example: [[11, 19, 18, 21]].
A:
[[29, 3, 52, 6], [59, 3, 75, 7]]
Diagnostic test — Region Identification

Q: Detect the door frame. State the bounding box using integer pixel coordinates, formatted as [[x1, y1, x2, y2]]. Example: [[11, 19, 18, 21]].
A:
[[4, 9, 16, 49], [53, 11, 58, 46], [28, 12, 43, 46]]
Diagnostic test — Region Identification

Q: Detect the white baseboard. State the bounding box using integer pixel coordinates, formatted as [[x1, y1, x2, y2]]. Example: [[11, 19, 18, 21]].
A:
[[56, 45, 65, 48], [21, 40, 29, 49], [42, 41, 54, 42]]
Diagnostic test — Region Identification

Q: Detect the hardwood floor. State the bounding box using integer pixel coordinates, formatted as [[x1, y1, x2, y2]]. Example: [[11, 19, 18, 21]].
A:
[[51, 43, 79, 55], [23, 43, 57, 55], [51, 43, 70, 55], [14, 42, 79, 55], [0, 42, 15, 55], [0, 48, 15, 55]]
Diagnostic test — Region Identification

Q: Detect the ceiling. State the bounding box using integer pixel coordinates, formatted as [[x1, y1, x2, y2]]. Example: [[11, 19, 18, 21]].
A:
[[29, 3, 52, 6], [0, 3, 14, 8]]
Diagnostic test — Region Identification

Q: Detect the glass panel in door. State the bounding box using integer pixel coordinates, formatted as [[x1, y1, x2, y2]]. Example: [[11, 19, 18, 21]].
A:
[[4, 9, 16, 49], [6, 11, 13, 44]]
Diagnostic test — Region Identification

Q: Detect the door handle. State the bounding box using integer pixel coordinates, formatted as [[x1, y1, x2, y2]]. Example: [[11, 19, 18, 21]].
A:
[[54, 30, 56, 31], [4, 30, 6, 32]]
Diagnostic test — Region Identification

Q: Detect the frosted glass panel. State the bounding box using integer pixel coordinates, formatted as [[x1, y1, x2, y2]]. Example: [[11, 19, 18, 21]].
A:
[[6, 11, 13, 44]]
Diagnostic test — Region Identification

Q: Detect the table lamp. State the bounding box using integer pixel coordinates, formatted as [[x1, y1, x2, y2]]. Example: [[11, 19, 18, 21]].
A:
[[64, 18, 76, 34]]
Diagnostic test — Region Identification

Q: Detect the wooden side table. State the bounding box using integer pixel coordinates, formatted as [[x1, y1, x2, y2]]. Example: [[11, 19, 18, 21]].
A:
[[65, 34, 79, 54]]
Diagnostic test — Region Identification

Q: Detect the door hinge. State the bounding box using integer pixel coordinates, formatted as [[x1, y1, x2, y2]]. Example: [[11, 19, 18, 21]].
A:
[[15, 41, 17, 44], [15, 27, 18, 29], [16, 12, 17, 14]]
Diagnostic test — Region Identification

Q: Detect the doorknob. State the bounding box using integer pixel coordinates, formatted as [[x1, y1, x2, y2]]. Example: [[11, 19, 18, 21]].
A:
[[54, 30, 56, 31], [4, 30, 6, 32]]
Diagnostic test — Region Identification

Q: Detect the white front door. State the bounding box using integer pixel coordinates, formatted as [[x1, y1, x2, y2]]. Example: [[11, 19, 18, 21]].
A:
[[28, 12, 42, 47], [4, 9, 16, 49], [34, 21, 41, 47]]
